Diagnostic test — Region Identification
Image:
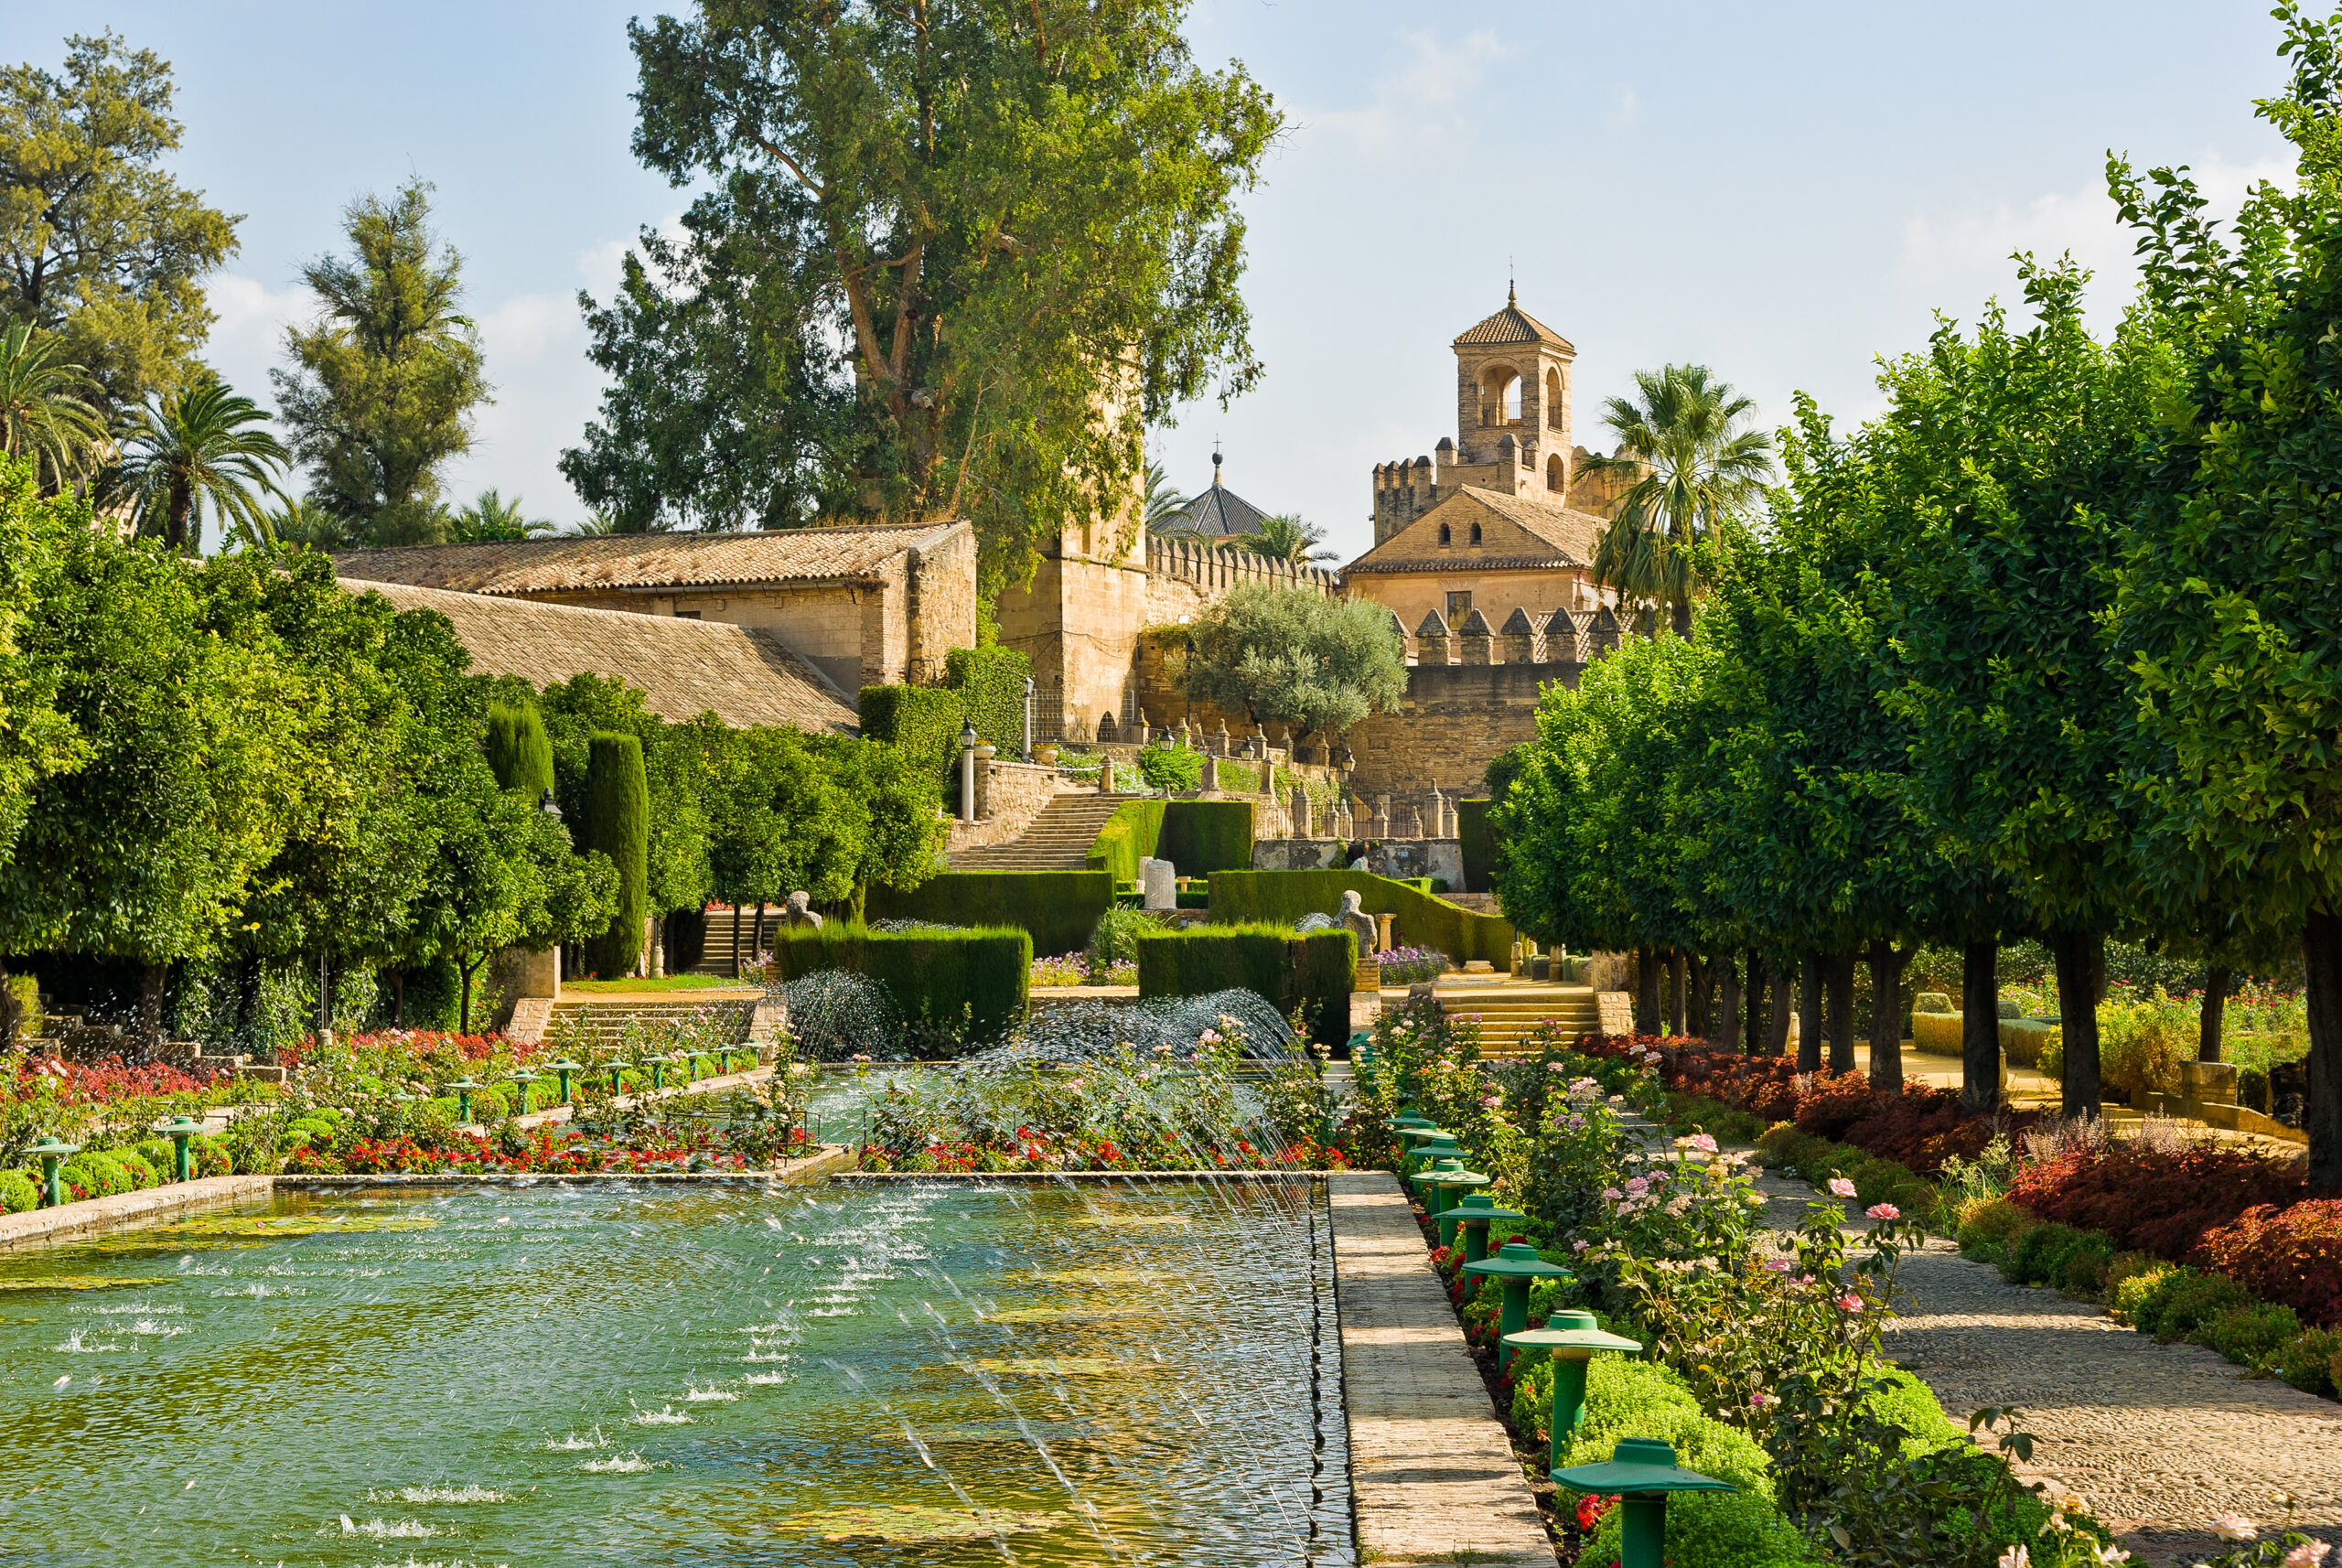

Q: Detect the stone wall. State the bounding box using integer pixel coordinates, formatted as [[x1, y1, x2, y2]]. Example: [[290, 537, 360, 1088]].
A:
[[970, 759, 1059, 835], [907, 523, 977, 685], [1346, 659, 1583, 803], [537, 581, 873, 698]]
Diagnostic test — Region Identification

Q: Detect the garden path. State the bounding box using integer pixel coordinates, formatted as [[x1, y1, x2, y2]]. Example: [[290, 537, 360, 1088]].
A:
[[1735, 1157, 2342, 1566]]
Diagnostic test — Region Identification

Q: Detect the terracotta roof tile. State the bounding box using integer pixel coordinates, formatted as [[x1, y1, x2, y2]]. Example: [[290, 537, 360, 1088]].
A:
[[344, 579, 859, 735], [1452, 295, 1575, 352], [1341, 488, 1606, 575], [331, 521, 967, 596], [1154, 482, 1270, 538]]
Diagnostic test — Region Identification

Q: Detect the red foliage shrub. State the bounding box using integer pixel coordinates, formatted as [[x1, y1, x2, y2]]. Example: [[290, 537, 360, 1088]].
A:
[[2197, 1200, 2342, 1326], [2008, 1143, 2306, 1261], [12, 1052, 221, 1106]]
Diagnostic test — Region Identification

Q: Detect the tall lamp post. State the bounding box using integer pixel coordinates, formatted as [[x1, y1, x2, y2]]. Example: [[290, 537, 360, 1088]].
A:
[[1183, 633, 1195, 730]]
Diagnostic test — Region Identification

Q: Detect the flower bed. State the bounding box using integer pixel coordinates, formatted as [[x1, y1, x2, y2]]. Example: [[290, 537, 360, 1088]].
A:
[[1029, 951, 1136, 987]]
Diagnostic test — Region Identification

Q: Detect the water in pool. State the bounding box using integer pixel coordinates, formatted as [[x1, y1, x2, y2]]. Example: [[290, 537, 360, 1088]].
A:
[[0, 1177, 1349, 1565]]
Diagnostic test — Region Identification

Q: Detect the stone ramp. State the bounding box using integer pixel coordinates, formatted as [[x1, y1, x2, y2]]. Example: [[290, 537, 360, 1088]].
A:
[[1330, 1170, 1555, 1566]]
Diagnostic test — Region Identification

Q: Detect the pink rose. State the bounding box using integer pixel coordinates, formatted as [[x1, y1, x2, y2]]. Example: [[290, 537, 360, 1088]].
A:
[[1684, 1133, 1718, 1154], [1837, 1293, 1864, 1312], [1827, 1177, 1857, 1198], [1625, 1176, 1649, 1195], [1865, 1203, 1900, 1220], [1601, 1187, 1623, 1202]]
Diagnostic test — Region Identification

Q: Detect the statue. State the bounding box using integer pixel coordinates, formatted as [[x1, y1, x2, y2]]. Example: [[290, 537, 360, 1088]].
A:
[[1337, 889, 1379, 956], [783, 890, 823, 929]]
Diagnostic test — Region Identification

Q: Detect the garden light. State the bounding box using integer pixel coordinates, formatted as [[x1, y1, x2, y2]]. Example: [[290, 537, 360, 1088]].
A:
[[158, 1115, 207, 1183], [509, 1069, 540, 1114], [28, 1137, 78, 1208], [1553, 1437, 1732, 1568], [446, 1079, 482, 1125], [1461, 1242, 1573, 1370], [1401, 1131, 1461, 1178], [644, 1054, 676, 1092], [1502, 1310, 1642, 1472], [1408, 1157, 1488, 1249], [548, 1058, 586, 1104], [605, 1060, 628, 1097], [1444, 1191, 1526, 1264]]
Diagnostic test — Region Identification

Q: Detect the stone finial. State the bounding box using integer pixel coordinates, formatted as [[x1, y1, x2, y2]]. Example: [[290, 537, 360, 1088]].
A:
[[1415, 607, 1452, 667], [1499, 607, 1540, 664], [1375, 794, 1391, 838], [1542, 607, 1584, 663], [1200, 752, 1219, 791], [1291, 784, 1315, 839], [1456, 607, 1495, 666], [1216, 718, 1230, 756]]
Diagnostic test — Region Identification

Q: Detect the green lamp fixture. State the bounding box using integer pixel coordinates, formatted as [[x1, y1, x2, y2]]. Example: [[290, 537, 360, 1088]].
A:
[[28, 1136, 79, 1208], [508, 1069, 541, 1114], [547, 1058, 586, 1105], [643, 1054, 676, 1093], [604, 1060, 628, 1098], [1444, 1190, 1528, 1264], [445, 1078, 482, 1125], [1553, 1437, 1732, 1568], [1408, 1158, 1489, 1249], [1402, 1132, 1464, 1178], [1460, 1242, 1574, 1369], [158, 1115, 208, 1184], [1502, 1310, 1643, 1472]]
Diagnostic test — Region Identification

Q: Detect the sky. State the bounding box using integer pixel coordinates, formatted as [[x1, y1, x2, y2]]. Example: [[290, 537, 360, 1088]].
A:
[[16, 0, 2296, 560]]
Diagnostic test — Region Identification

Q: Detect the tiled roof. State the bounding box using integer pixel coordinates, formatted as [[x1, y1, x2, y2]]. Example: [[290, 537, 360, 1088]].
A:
[[331, 521, 967, 596], [345, 580, 860, 735], [1340, 488, 1607, 575], [1154, 481, 1270, 538], [1452, 291, 1575, 352]]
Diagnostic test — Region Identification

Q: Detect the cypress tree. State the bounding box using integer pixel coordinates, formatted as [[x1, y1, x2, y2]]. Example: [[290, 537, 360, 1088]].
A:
[[484, 700, 554, 800], [582, 731, 649, 978]]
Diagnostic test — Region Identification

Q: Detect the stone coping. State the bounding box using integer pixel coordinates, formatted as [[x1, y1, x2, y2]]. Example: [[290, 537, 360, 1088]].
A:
[[1329, 1168, 1554, 1567], [276, 1145, 854, 1187], [0, 1175, 274, 1251], [833, 1168, 1340, 1182]]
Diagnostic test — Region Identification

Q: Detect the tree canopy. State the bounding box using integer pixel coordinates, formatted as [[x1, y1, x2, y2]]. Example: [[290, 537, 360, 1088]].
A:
[[1178, 584, 1406, 746]]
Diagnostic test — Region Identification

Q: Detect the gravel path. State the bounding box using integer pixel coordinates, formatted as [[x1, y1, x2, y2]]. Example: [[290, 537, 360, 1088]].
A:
[[1737, 1159, 2342, 1566]]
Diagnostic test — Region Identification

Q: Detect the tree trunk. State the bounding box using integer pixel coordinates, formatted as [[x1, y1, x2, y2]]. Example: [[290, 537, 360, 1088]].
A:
[[2051, 929, 2103, 1119], [1766, 961, 1793, 1056], [1633, 947, 1660, 1036], [458, 957, 478, 1036], [0, 955, 18, 1052], [1866, 939, 1910, 1093], [2198, 965, 2230, 1063], [314, 951, 336, 1039], [2304, 908, 2342, 1188], [650, 913, 665, 980], [392, 967, 407, 1028], [233, 952, 263, 1051], [1961, 940, 2001, 1115], [1666, 950, 1687, 1037], [1826, 950, 1858, 1074], [754, 901, 769, 969], [139, 962, 167, 1052], [1797, 953, 1822, 1073], [1717, 955, 1742, 1052]]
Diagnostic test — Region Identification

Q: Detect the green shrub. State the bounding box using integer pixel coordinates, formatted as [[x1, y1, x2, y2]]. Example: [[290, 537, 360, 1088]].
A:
[[859, 682, 967, 788], [1456, 797, 1497, 893], [867, 871, 1113, 960], [768, 922, 1032, 1047], [943, 645, 1031, 756], [2144, 1267, 2255, 1343], [2112, 1260, 2179, 1327], [1956, 1197, 2038, 1262], [1135, 742, 1203, 793], [0, 1169, 37, 1211], [2208, 1301, 2301, 1367], [580, 731, 650, 979], [1912, 992, 1953, 1014], [1134, 923, 1355, 1045], [61, 1153, 128, 1199], [2276, 1326, 2341, 1396], [1087, 799, 1166, 885], [1206, 869, 1514, 965], [485, 699, 555, 797], [134, 1138, 179, 1180], [1158, 800, 1254, 875], [2008, 1017, 2062, 1070], [1911, 1010, 1964, 1055], [116, 1153, 160, 1190], [1086, 905, 1155, 970], [2053, 1231, 2116, 1294]]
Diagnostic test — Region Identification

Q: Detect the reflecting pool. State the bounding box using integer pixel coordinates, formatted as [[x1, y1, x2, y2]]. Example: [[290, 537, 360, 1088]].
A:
[[0, 1177, 1349, 1566]]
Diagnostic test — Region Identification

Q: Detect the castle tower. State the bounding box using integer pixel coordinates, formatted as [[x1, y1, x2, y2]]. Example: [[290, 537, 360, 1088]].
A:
[[1370, 288, 1582, 545]]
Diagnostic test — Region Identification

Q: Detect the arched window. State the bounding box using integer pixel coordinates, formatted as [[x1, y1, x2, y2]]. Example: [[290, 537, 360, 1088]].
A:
[[1479, 363, 1520, 427], [1468, 522, 1483, 544], [1438, 523, 1452, 544], [1545, 369, 1564, 427], [1546, 453, 1565, 491]]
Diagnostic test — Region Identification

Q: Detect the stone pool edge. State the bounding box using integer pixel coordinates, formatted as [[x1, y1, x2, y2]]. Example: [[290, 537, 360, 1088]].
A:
[[0, 1146, 854, 1251], [1329, 1169, 1555, 1568]]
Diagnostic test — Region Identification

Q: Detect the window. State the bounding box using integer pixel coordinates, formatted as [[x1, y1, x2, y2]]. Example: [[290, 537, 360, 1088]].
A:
[[675, 609, 702, 619], [1546, 453, 1565, 491], [1479, 363, 1521, 427], [1446, 590, 1473, 620], [1438, 523, 1452, 544], [1545, 368, 1565, 427], [1468, 523, 1483, 544]]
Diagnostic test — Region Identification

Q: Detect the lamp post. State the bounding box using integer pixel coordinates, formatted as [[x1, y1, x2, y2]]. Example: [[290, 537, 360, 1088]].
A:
[[1460, 1242, 1574, 1370], [508, 1069, 541, 1116], [1401, 1131, 1462, 1179], [1407, 1156, 1488, 1250], [606, 1059, 628, 1098], [1552, 1438, 1732, 1568], [446, 1079, 481, 1126], [159, 1116, 208, 1184], [548, 1058, 586, 1104], [958, 720, 979, 824], [1502, 1311, 1643, 1474], [644, 1054, 675, 1093], [1445, 1190, 1528, 1264], [28, 1137, 79, 1208]]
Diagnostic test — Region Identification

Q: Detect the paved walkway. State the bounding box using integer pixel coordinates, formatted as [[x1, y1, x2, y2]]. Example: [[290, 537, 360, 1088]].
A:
[[1739, 1158, 2342, 1565], [1330, 1169, 1554, 1566]]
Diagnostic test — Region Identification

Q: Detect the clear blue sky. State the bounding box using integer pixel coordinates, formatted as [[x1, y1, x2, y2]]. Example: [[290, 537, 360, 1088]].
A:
[[16, 1, 2293, 558]]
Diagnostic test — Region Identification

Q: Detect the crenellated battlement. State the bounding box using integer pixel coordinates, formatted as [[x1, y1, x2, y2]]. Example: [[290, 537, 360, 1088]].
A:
[[1143, 532, 1340, 599]]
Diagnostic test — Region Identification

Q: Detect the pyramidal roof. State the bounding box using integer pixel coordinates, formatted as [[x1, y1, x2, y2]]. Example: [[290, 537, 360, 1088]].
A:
[[1453, 287, 1575, 352], [1154, 452, 1270, 538]]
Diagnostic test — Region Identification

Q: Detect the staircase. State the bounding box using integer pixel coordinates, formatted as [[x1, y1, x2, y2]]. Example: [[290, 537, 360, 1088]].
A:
[[1434, 983, 1602, 1057], [948, 792, 1128, 872], [536, 991, 769, 1051]]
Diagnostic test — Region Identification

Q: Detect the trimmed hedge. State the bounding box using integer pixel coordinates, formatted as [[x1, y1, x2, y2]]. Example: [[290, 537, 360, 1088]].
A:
[[580, 731, 650, 978], [1158, 800, 1254, 876], [1911, 1009, 1964, 1055], [1205, 869, 1514, 965], [484, 700, 554, 798], [768, 922, 1032, 1042], [860, 683, 967, 794], [1088, 800, 1166, 884], [1456, 797, 1496, 893], [865, 871, 1113, 960], [945, 645, 1031, 754], [1135, 923, 1355, 1045]]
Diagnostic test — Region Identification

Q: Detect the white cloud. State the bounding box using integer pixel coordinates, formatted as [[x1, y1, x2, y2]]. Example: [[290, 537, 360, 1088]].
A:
[[1304, 29, 1507, 156], [1608, 84, 1638, 130]]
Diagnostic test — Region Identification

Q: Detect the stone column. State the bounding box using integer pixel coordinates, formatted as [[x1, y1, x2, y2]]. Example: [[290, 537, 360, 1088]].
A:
[[1375, 795, 1391, 838], [1291, 785, 1315, 838], [1099, 755, 1116, 795], [1200, 752, 1219, 791], [974, 744, 997, 818]]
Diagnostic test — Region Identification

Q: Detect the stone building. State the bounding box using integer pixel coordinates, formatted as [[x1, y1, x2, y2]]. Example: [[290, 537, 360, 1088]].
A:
[[333, 521, 975, 699]]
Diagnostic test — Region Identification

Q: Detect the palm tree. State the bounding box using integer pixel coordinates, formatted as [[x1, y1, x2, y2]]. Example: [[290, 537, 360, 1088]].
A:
[[1581, 364, 1774, 635], [105, 380, 292, 553], [1143, 459, 1187, 530], [1224, 511, 1336, 565], [0, 325, 109, 491], [265, 497, 350, 551], [450, 489, 557, 542]]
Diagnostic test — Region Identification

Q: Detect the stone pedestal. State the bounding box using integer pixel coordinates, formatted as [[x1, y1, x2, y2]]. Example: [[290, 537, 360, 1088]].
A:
[[2182, 1059, 2239, 1105], [1141, 856, 1177, 910]]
